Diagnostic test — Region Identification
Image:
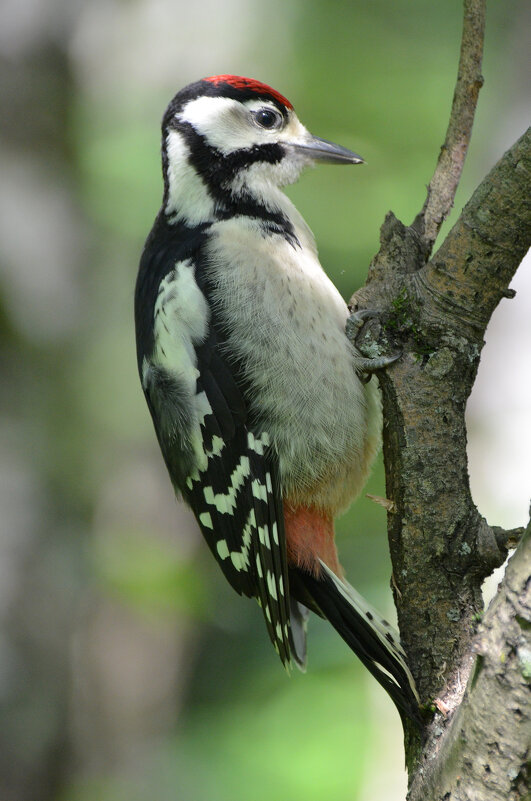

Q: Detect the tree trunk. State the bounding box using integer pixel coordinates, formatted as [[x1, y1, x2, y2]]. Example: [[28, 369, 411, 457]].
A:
[[348, 0, 531, 794]]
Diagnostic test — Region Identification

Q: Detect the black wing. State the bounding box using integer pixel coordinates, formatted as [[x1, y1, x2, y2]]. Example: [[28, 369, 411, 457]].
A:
[[184, 326, 292, 665], [135, 217, 293, 665]]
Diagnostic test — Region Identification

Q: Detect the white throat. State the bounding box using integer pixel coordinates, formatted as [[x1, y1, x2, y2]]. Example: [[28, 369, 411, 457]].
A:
[[164, 128, 310, 244]]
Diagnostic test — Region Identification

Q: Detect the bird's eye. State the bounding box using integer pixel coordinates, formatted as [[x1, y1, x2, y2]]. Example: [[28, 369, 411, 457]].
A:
[[252, 108, 283, 130]]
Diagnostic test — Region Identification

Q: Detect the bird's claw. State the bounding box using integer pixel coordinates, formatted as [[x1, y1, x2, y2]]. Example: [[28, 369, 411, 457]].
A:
[[356, 352, 402, 382], [347, 308, 402, 381], [345, 308, 379, 340]]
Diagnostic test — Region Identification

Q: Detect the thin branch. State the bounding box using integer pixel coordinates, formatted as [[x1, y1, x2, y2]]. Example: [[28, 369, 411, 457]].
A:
[[413, 0, 486, 252], [421, 127, 531, 333]]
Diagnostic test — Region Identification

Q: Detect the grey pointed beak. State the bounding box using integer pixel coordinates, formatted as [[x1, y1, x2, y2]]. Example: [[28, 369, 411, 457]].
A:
[[291, 135, 364, 165]]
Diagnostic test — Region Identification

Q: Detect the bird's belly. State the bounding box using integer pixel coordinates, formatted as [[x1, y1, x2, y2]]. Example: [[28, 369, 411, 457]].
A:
[[206, 221, 382, 513]]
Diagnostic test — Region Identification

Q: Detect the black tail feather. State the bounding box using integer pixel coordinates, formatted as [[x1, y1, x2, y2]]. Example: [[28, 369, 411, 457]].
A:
[[290, 563, 421, 725]]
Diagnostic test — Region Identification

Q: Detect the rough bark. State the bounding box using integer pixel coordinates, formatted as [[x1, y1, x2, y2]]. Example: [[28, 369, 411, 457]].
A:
[[409, 527, 530, 800], [347, 0, 531, 795], [350, 123, 530, 801]]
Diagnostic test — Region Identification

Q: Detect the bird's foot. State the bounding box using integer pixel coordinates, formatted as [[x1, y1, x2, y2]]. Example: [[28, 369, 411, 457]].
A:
[[347, 309, 402, 382]]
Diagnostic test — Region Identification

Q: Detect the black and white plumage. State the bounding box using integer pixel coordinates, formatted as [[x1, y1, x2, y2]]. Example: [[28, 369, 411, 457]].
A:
[[135, 75, 420, 723]]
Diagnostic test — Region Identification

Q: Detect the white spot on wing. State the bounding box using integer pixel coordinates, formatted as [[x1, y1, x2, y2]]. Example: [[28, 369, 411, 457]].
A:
[[255, 554, 263, 578], [271, 521, 279, 546], [258, 525, 271, 548], [202, 455, 250, 513], [207, 435, 224, 458], [247, 431, 270, 456], [216, 540, 229, 560], [199, 511, 213, 529], [231, 551, 245, 571], [251, 479, 268, 502], [266, 571, 278, 601], [194, 391, 212, 426]]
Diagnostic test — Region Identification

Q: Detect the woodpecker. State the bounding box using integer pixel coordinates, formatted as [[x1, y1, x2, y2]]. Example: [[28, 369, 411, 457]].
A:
[[135, 75, 420, 723]]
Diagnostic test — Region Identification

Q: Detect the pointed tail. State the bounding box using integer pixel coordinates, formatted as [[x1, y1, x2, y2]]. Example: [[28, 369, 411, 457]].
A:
[[290, 560, 421, 724]]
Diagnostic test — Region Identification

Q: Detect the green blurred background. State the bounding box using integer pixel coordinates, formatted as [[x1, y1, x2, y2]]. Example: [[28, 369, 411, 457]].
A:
[[0, 1, 529, 799]]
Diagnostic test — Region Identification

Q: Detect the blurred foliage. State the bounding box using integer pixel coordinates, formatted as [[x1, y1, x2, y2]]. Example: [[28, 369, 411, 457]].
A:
[[92, 526, 209, 617], [0, 0, 528, 799]]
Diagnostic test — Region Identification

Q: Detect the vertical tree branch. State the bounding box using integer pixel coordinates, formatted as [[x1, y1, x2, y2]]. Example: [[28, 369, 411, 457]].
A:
[[413, 0, 486, 252], [348, 0, 530, 785], [351, 127, 530, 777]]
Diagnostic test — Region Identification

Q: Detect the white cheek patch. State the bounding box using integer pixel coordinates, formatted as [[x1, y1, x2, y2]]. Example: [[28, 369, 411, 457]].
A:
[[180, 96, 257, 153], [180, 96, 285, 155], [173, 97, 314, 201], [165, 130, 215, 223]]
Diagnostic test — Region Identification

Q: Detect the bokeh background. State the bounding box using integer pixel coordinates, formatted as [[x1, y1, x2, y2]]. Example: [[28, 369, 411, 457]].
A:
[[0, 1, 529, 799]]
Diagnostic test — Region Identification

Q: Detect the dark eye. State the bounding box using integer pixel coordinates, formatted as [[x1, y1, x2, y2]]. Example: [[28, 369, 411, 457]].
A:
[[253, 108, 283, 130]]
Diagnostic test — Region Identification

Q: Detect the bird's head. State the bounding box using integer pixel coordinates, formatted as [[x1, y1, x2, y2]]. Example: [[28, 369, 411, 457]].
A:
[[161, 75, 363, 224]]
